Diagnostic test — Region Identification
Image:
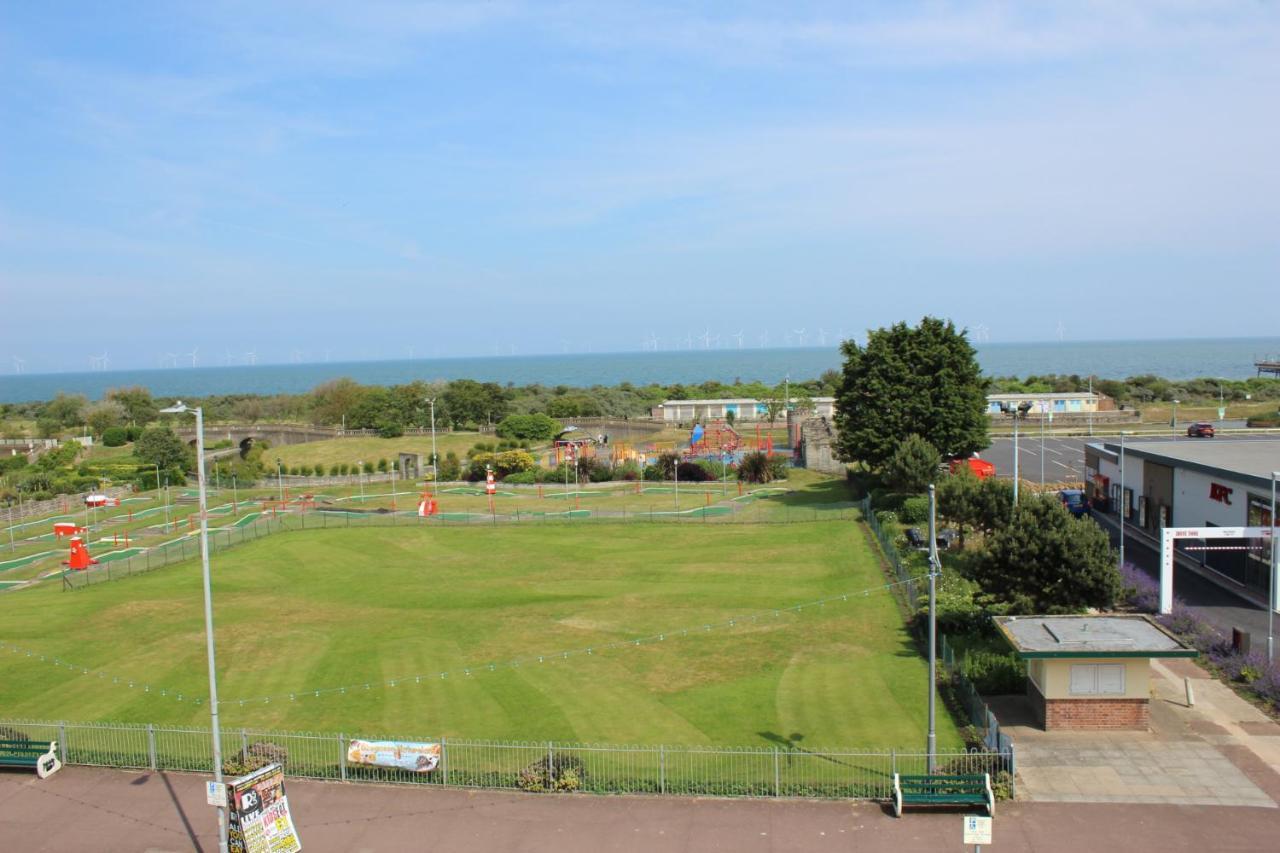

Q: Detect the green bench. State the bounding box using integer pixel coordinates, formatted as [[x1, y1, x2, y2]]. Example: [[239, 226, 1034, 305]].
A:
[[0, 739, 62, 779], [892, 772, 993, 817]]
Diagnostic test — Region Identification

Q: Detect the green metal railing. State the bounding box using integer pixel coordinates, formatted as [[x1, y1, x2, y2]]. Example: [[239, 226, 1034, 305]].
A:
[[0, 718, 1010, 800]]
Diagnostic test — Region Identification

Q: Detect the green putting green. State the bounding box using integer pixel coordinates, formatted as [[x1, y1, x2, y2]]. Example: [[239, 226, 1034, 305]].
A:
[[231, 512, 263, 528], [542, 490, 605, 500], [95, 547, 146, 564], [0, 551, 57, 573]]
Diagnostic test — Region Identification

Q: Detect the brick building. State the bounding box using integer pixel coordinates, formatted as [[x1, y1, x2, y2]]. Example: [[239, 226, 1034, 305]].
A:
[[993, 614, 1197, 731]]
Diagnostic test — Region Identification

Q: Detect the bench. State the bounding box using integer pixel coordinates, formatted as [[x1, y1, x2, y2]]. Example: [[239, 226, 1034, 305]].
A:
[[892, 772, 993, 817], [0, 740, 62, 779]]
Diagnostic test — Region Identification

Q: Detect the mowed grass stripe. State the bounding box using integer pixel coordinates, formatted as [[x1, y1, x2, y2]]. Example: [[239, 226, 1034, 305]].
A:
[[0, 523, 960, 749]]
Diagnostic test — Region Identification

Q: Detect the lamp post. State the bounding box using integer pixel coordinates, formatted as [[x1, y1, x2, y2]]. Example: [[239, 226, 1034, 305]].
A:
[[1171, 400, 1179, 438], [1118, 431, 1133, 573], [1269, 470, 1277, 662], [357, 461, 365, 504], [159, 401, 227, 853], [231, 474, 238, 511], [1039, 402, 1046, 485], [275, 458, 284, 503], [425, 397, 439, 486], [926, 483, 939, 772]]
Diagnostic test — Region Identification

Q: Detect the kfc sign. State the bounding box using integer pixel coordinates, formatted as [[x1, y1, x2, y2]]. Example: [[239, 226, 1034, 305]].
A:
[[1209, 483, 1233, 505]]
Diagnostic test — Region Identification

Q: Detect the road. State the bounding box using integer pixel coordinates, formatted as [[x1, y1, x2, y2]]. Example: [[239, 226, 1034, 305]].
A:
[[980, 432, 1280, 485]]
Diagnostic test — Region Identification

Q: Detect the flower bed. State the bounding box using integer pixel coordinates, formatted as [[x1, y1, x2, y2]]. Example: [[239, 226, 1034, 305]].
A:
[[1120, 564, 1280, 714]]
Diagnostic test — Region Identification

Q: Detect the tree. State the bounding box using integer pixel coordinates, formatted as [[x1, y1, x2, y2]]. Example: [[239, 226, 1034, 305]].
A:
[[833, 317, 988, 467], [134, 426, 194, 472], [762, 397, 785, 429], [311, 378, 365, 426], [973, 477, 1015, 536], [883, 435, 941, 493], [442, 380, 509, 429], [40, 393, 87, 429], [85, 401, 127, 437], [106, 387, 159, 425], [973, 495, 1120, 614], [737, 451, 787, 483]]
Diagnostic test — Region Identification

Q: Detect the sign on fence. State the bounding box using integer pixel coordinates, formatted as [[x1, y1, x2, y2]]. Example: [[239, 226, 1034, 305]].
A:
[[347, 739, 441, 773], [226, 763, 302, 853]]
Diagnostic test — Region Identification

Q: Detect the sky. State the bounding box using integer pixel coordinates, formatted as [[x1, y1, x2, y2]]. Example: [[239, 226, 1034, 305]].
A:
[[2, 1, 1278, 373]]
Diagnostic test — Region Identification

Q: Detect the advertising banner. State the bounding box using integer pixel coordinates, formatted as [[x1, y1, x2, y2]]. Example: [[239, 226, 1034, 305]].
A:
[[347, 739, 441, 773], [226, 763, 302, 853]]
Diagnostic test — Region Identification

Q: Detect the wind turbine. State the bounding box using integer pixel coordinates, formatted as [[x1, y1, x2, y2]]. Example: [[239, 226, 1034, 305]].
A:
[[793, 328, 806, 347], [684, 331, 694, 350], [290, 349, 303, 364], [11, 356, 25, 374], [758, 330, 770, 348], [972, 323, 990, 344], [243, 351, 257, 366], [700, 329, 712, 350], [647, 332, 660, 351], [732, 330, 744, 349], [816, 328, 827, 346], [187, 348, 199, 368], [1056, 320, 1065, 342]]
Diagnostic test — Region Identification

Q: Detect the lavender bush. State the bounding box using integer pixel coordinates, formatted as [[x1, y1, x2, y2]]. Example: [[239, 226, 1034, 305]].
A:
[[1120, 562, 1278, 714]]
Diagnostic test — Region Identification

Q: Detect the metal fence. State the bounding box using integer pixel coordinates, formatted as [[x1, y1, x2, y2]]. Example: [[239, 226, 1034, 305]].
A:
[[60, 504, 859, 591], [0, 718, 1011, 800], [940, 636, 1016, 762], [858, 497, 918, 606]]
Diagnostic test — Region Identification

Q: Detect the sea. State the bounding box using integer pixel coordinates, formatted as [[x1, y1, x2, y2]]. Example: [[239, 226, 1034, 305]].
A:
[[1, 337, 1277, 404]]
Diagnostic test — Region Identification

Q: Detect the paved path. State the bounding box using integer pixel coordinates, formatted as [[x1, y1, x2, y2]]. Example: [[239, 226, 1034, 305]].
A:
[[3, 766, 1280, 852], [990, 655, 1280, 808]]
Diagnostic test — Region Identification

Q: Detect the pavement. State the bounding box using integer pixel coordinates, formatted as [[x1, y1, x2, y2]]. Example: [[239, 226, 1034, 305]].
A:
[[4, 766, 1280, 852], [990, 657, 1280, 808]]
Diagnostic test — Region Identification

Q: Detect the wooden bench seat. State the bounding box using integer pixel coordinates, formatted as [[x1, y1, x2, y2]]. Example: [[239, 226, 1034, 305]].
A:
[[0, 739, 62, 779], [892, 772, 993, 817]]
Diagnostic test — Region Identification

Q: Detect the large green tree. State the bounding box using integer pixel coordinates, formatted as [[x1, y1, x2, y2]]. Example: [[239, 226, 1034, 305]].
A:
[[833, 317, 988, 467], [973, 495, 1119, 614], [134, 426, 195, 473]]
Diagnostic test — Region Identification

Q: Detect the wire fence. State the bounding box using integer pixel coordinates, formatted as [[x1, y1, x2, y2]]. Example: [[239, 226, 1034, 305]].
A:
[[0, 718, 1011, 800], [60, 503, 859, 591]]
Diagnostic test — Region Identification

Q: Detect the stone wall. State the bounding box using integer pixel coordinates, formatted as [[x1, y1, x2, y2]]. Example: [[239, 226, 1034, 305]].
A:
[[797, 416, 845, 475]]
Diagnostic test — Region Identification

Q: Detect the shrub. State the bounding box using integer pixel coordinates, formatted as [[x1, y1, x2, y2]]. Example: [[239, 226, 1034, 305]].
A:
[[503, 470, 539, 484], [468, 450, 536, 480], [438, 451, 462, 481], [377, 458, 389, 473], [496, 413, 562, 441], [329, 463, 341, 476], [899, 495, 930, 524], [960, 651, 1025, 694], [125, 425, 144, 441], [884, 434, 942, 493], [515, 754, 586, 793], [675, 461, 713, 482], [339, 463, 350, 475], [376, 418, 404, 438], [101, 427, 129, 447], [223, 741, 289, 777]]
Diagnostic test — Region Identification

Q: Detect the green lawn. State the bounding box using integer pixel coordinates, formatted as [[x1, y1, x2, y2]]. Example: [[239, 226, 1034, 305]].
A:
[[0, 521, 957, 750], [270, 432, 495, 469]]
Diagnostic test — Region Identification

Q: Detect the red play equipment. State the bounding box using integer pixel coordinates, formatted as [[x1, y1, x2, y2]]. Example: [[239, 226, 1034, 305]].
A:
[[417, 490, 439, 517], [64, 536, 97, 571], [53, 522, 87, 538], [683, 420, 740, 460], [83, 494, 120, 508]]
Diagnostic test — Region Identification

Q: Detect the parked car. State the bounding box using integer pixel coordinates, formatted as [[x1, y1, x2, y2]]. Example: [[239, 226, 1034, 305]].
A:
[[1186, 422, 1215, 438], [1058, 489, 1090, 518]]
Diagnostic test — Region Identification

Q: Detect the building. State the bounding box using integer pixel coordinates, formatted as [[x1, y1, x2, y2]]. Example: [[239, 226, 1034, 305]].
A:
[[651, 397, 835, 423], [1084, 439, 1279, 603], [994, 614, 1197, 730], [985, 391, 1111, 417]]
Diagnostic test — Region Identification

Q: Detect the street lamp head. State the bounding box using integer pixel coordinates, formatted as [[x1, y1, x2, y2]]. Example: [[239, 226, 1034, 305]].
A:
[[160, 401, 193, 415]]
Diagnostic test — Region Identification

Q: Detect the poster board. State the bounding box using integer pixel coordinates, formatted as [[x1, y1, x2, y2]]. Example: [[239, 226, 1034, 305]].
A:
[[347, 739, 441, 773], [226, 763, 302, 853]]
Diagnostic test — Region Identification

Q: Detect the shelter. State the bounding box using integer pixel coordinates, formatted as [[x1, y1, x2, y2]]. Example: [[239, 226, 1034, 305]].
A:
[[993, 614, 1196, 731]]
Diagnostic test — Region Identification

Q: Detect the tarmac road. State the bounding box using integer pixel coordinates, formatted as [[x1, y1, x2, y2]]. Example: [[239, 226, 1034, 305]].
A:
[[980, 432, 1280, 485]]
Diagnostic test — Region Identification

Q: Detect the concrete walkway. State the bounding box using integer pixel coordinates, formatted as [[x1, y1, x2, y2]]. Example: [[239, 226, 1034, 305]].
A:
[[3, 766, 1280, 852], [992, 657, 1280, 807]]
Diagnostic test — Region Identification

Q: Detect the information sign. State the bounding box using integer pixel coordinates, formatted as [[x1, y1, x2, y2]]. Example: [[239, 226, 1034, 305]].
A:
[[963, 815, 992, 845]]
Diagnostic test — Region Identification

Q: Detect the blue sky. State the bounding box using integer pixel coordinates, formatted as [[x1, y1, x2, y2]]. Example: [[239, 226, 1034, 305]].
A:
[[3, 1, 1278, 372]]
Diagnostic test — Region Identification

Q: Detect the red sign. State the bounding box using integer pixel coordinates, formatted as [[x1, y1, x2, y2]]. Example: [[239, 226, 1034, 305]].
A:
[[1209, 483, 1233, 505]]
